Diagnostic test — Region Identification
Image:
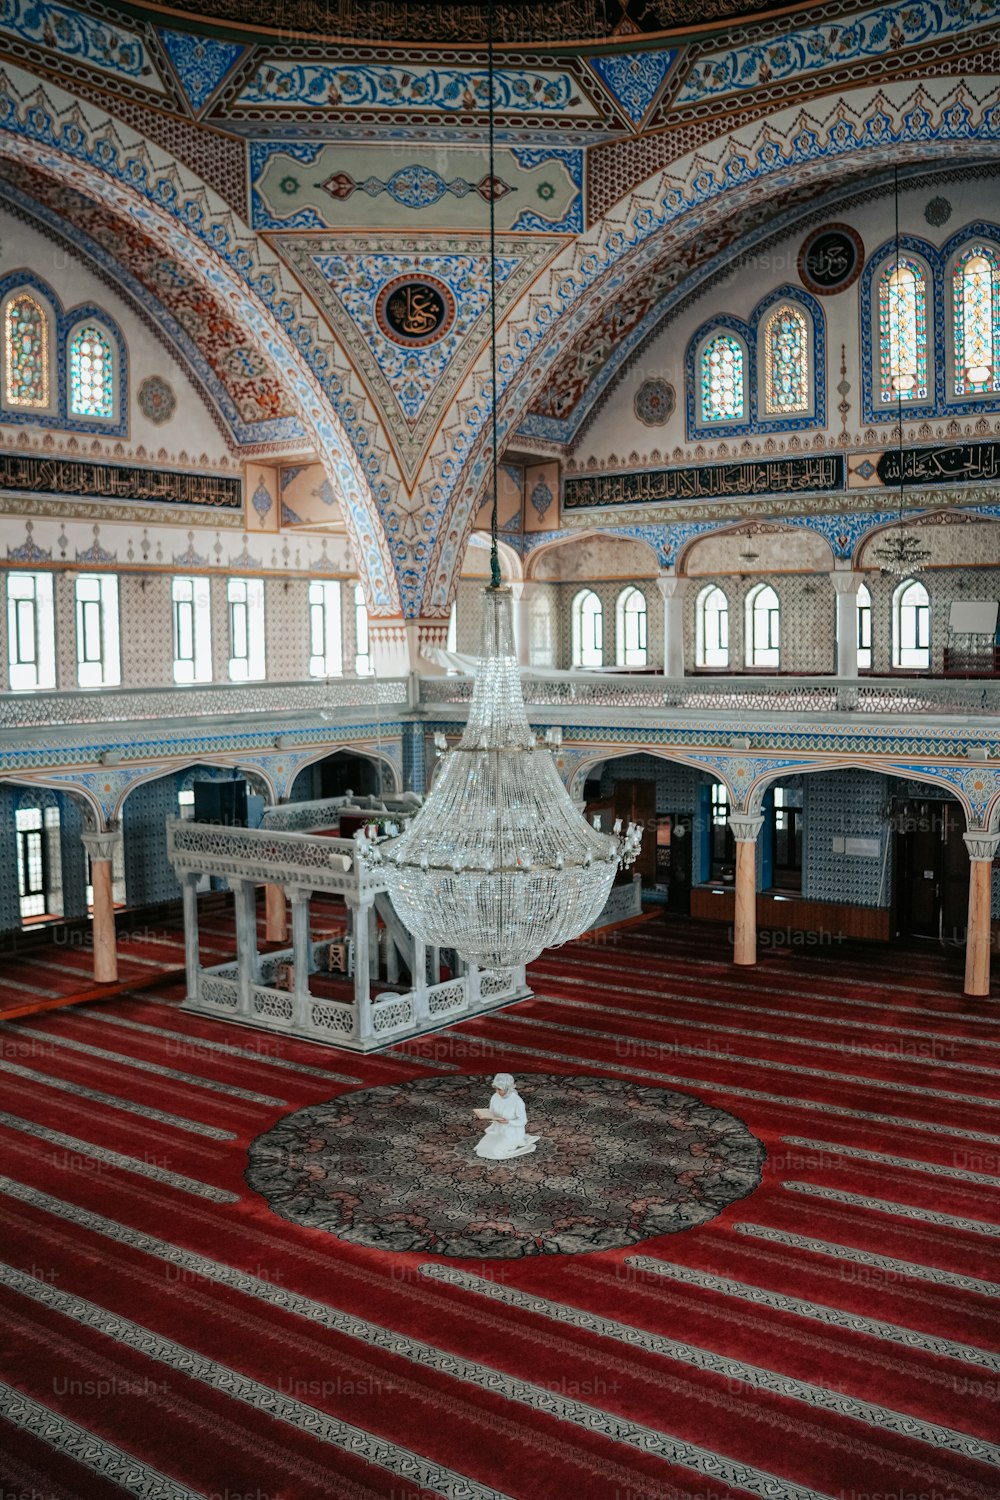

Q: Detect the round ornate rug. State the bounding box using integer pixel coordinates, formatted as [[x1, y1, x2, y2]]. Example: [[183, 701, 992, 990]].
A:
[[246, 1074, 765, 1257]]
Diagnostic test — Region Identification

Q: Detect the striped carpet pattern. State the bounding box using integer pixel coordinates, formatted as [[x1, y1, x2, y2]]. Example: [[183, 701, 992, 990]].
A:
[[0, 915, 997, 1499]]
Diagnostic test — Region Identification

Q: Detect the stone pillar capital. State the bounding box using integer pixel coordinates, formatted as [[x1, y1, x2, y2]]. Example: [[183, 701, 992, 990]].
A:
[[656, 573, 689, 602], [288, 885, 312, 906], [728, 814, 765, 844], [963, 831, 1000, 863], [81, 828, 122, 862], [829, 570, 866, 596]]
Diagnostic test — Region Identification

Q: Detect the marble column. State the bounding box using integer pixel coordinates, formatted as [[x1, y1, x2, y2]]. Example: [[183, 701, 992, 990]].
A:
[[231, 878, 260, 1016], [830, 569, 864, 679], [80, 828, 122, 984], [289, 886, 312, 1023], [180, 872, 201, 1003], [265, 882, 287, 943], [352, 895, 374, 1040], [728, 814, 764, 967], [411, 935, 429, 1022], [962, 832, 1000, 997], [510, 580, 532, 668], [656, 574, 689, 678]]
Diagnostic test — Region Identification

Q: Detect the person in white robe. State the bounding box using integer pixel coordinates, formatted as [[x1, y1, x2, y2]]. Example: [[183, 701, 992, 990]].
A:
[[473, 1073, 538, 1159]]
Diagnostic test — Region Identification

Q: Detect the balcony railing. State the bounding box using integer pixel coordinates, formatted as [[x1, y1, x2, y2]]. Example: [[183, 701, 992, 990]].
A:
[[418, 674, 1000, 717], [0, 676, 410, 730]]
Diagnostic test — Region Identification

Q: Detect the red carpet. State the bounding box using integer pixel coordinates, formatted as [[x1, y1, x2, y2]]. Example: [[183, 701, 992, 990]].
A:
[[0, 914, 998, 1498]]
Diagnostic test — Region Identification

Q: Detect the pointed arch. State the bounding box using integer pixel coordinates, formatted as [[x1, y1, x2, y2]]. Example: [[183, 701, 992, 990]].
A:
[[877, 255, 930, 405], [615, 585, 647, 667], [3, 287, 49, 409], [745, 584, 780, 669], [68, 321, 114, 418], [761, 303, 809, 415], [951, 242, 1000, 396], [695, 584, 729, 669]]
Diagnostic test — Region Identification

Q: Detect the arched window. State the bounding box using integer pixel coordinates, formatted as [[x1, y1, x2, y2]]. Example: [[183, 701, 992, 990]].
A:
[[762, 304, 809, 414], [878, 258, 928, 404], [69, 324, 113, 418], [4, 292, 49, 408], [952, 245, 1000, 396], [700, 333, 744, 423], [354, 583, 372, 676], [615, 586, 647, 667], [857, 582, 872, 671], [695, 585, 729, 668], [746, 583, 779, 669], [571, 588, 603, 669], [529, 590, 555, 668], [893, 578, 930, 669]]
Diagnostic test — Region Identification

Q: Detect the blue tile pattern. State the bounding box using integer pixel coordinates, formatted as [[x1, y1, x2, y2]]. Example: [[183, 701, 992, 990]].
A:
[[588, 50, 678, 127], [158, 29, 244, 113]]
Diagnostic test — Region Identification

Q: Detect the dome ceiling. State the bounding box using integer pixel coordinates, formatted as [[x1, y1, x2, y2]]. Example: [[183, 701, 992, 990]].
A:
[[113, 0, 829, 45]]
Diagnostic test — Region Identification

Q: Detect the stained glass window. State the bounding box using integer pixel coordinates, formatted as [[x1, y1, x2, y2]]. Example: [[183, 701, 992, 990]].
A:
[[69, 325, 113, 418], [952, 246, 1000, 396], [4, 293, 49, 408], [878, 259, 928, 403], [701, 334, 744, 422], [763, 305, 809, 414]]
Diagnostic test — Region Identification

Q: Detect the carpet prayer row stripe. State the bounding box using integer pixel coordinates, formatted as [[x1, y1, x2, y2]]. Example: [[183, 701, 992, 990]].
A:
[[0, 1059, 235, 1139], [531, 971, 1000, 1048], [732, 1223, 1000, 1297], [543, 943, 982, 1008], [394, 1037, 1000, 1144], [0, 1262, 514, 1500], [0, 1113, 237, 1204], [782, 1182, 1000, 1237], [3, 1023, 289, 1106], [782, 1135, 1000, 1190], [621, 1255, 1000, 1372], [419, 1266, 1000, 1473], [0, 1383, 207, 1500], [81, 1009, 364, 1084], [0, 1185, 830, 1500], [495, 1012, 1000, 1108]]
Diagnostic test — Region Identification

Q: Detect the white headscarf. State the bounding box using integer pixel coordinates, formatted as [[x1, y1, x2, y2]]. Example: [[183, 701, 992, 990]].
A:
[[492, 1072, 516, 1094]]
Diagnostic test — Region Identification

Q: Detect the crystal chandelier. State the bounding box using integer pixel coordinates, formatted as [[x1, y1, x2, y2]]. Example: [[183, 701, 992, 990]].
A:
[[361, 1, 641, 967], [365, 585, 641, 968], [872, 165, 931, 578]]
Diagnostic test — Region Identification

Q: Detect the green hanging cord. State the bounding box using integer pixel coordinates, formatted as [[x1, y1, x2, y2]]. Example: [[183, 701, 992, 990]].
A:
[[487, 0, 501, 592]]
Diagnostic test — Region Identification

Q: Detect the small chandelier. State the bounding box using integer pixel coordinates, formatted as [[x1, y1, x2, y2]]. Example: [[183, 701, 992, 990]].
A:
[[365, 585, 641, 968], [871, 527, 931, 576], [871, 164, 931, 579]]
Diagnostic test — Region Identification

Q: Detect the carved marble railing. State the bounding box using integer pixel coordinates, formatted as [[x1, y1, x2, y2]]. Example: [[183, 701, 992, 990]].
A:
[[418, 674, 1000, 717], [0, 675, 409, 729], [167, 818, 375, 899]]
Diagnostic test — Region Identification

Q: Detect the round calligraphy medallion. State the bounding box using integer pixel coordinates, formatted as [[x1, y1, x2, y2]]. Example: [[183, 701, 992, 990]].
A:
[[798, 224, 864, 297], [376, 275, 455, 347]]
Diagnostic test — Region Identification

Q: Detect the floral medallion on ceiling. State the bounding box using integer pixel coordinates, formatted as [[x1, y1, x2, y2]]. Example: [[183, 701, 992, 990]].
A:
[[280, 234, 565, 485], [250, 143, 582, 234]]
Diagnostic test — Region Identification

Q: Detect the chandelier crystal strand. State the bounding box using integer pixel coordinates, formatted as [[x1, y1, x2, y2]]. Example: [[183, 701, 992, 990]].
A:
[[366, 586, 640, 968]]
